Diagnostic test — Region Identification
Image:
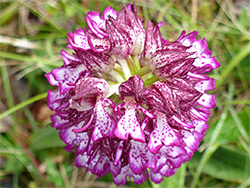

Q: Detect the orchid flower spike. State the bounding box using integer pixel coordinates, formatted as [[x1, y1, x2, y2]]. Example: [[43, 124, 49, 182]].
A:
[[45, 3, 220, 186]]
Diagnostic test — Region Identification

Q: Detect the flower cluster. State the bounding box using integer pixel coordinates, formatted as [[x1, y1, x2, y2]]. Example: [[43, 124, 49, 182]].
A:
[[45, 4, 220, 186]]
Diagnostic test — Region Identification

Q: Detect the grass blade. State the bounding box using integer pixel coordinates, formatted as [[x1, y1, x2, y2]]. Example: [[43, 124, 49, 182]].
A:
[[0, 92, 47, 120]]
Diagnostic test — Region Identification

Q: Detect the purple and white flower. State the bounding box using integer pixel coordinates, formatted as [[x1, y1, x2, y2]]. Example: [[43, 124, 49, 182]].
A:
[[45, 3, 220, 186]]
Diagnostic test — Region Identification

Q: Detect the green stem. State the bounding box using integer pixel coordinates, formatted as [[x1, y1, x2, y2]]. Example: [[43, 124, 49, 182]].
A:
[[144, 75, 159, 87], [0, 51, 36, 62], [229, 107, 249, 143], [132, 55, 141, 73], [1, 60, 15, 109], [0, 51, 61, 67], [118, 58, 131, 80], [136, 66, 152, 76], [126, 56, 135, 75], [224, 100, 250, 105], [0, 92, 47, 120], [179, 164, 186, 187]]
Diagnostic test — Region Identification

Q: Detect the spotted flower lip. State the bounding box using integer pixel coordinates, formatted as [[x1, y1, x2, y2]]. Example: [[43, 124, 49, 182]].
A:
[[45, 3, 220, 186]]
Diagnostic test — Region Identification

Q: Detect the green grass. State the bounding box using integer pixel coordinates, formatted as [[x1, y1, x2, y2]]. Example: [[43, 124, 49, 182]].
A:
[[1, 0, 250, 187]]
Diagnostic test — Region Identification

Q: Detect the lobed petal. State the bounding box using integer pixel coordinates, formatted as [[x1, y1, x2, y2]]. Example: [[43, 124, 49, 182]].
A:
[[92, 97, 116, 141], [113, 165, 147, 186], [129, 140, 156, 174], [194, 78, 215, 93], [114, 97, 146, 142], [45, 64, 88, 93], [177, 31, 220, 72], [67, 29, 91, 51], [197, 93, 216, 109], [148, 111, 181, 153]]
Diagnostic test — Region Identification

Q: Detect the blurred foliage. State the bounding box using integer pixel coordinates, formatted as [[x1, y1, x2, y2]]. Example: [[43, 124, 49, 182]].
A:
[[0, 0, 250, 187]]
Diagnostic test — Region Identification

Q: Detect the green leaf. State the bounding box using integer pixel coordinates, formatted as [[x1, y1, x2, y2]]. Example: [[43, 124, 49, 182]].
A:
[[205, 108, 250, 144], [239, 8, 250, 29], [5, 155, 29, 174], [190, 146, 250, 183], [45, 158, 64, 187], [29, 126, 66, 151], [216, 42, 250, 88]]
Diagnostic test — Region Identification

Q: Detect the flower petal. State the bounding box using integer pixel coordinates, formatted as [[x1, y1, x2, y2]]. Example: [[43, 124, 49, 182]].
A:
[[92, 97, 116, 141], [119, 75, 148, 103], [67, 29, 91, 50], [148, 112, 181, 153], [146, 81, 177, 115], [180, 130, 199, 151], [177, 31, 220, 72], [114, 99, 145, 142], [75, 49, 115, 73], [150, 42, 192, 73], [106, 18, 134, 58], [194, 78, 215, 93], [86, 11, 108, 38], [92, 154, 111, 176], [129, 140, 156, 174], [73, 77, 109, 100], [150, 170, 164, 184], [141, 21, 162, 66], [113, 165, 147, 186], [197, 93, 216, 108], [61, 50, 81, 65], [60, 124, 90, 154], [51, 113, 69, 129], [102, 6, 118, 20], [47, 90, 69, 111], [75, 152, 89, 167], [88, 36, 110, 52], [45, 64, 88, 93]]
